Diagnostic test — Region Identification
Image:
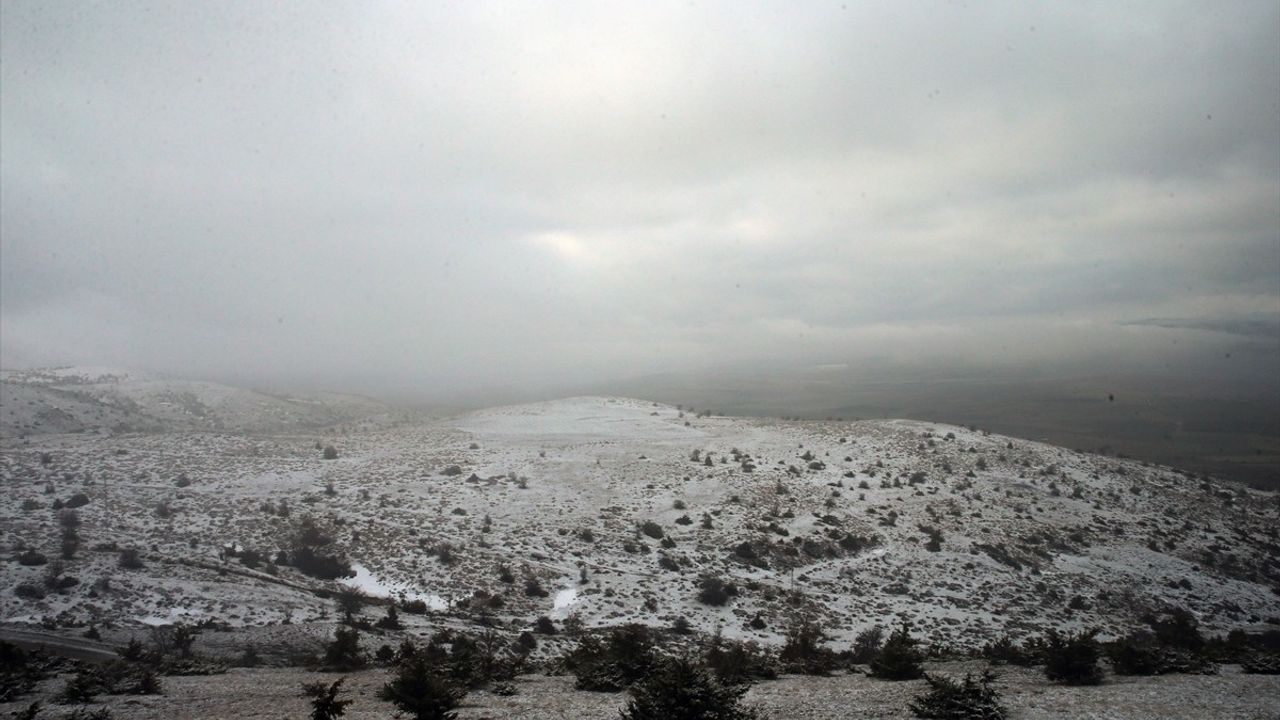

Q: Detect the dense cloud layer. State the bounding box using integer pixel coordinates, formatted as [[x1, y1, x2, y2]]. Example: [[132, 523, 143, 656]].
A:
[[2, 2, 1277, 398]]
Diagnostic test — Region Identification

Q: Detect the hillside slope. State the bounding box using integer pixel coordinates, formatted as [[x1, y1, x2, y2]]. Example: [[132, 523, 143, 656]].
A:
[[0, 366, 397, 436], [1, 396, 1277, 653]]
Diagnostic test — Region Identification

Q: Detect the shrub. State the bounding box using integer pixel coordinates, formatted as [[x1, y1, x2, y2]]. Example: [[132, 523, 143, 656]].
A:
[[1147, 609, 1205, 652], [60, 667, 103, 704], [323, 627, 366, 671], [1105, 632, 1165, 675], [1242, 653, 1280, 674], [704, 632, 779, 686], [620, 656, 759, 720], [119, 638, 147, 662], [869, 622, 925, 680], [640, 521, 664, 540], [14, 582, 46, 599], [65, 493, 90, 509], [379, 654, 466, 720], [980, 635, 1037, 667], [1, 642, 50, 704], [850, 626, 885, 664], [118, 548, 144, 569], [169, 624, 200, 659], [534, 616, 557, 635], [779, 620, 839, 675], [376, 605, 402, 630], [524, 577, 549, 598], [16, 550, 48, 567], [237, 645, 262, 667], [909, 669, 1008, 720], [291, 546, 352, 581], [322, 446, 339, 460], [568, 624, 660, 692], [1043, 629, 1103, 685], [697, 576, 738, 606], [301, 677, 351, 720]]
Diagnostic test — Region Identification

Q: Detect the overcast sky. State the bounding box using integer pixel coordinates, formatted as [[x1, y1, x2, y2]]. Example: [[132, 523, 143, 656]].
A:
[[2, 1, 1277, 398]]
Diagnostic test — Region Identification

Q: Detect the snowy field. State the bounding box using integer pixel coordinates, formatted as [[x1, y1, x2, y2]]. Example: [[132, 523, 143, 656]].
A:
[[3, 392, 1277, 654]]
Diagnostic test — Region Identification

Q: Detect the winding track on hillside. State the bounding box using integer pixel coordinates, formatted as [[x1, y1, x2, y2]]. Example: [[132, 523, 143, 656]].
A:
[[0, 626, 119, 663]]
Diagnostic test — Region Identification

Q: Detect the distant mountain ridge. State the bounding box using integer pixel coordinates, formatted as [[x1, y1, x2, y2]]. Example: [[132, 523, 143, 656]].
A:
[[0, 366, 397, 436]]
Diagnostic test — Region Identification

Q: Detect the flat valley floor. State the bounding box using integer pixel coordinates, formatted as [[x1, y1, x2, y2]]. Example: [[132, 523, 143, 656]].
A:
[[4, 662, 1278, 720]]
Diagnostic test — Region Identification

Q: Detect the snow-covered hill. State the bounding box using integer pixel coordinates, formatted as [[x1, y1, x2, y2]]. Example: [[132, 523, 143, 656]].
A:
[[1, 394, 1277, 654], [0, 366, 398, 436]]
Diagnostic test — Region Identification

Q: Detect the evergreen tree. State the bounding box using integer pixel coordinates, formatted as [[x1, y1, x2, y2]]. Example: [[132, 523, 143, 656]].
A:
[[868, 622, 925, 680], [1043, 629, 1103, 685], [909, 670, 1007, 720], [301, 678, 351, 720], [324, 626, 366, 671], [379, 655, 466, 720], [620, 656, 759, 720]]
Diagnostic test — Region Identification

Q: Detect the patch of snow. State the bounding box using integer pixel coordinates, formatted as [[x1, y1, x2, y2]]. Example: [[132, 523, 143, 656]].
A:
[[344, 563, 448, 611]]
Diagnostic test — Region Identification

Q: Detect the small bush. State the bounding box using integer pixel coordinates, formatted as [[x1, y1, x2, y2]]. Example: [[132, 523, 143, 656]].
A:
[[291, 546, 352, 580], [379, 654, 466, 720], [323, 627, 366, 671], [65, 493, 90, 509], [1105, 633, 1164, 675], [850, 626, 885, 664], [620, 656, 759, 720], [1043, 629, 1103, 685], [909, 669, 1008, 720], [60, 668, 103, 704], [14, 582, 45, 600], [980, 635, 1037, 667], [697, 576, 738, 607], [118, 548, 144, 569], [1242, 653, 1280, 674], [16, 550, 48, 567], [1147, 609, 1205, 652], [779, 620, 839, 675], [301, 677, 351, 720], [376, 605, 402, 630], [568, 625, 660, 692], [704, 632, 779, 686], [322, 446, 339, 460], [868, 622, 924, 680], [640, 521, 664, 540]]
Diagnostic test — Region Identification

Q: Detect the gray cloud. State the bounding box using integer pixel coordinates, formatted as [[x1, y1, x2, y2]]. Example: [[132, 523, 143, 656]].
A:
[[2, 1, 1277, 398]]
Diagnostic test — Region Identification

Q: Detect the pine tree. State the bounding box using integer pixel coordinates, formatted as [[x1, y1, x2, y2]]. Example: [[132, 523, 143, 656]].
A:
[[301, 677, 352, 720], [378, 655, 466, 720], [1043, 629, 1104, 685], [620, 656, 759, 720], [324, 626, 366, 670], [909, 670, 1008, 719], [868, 621, 925, 680]]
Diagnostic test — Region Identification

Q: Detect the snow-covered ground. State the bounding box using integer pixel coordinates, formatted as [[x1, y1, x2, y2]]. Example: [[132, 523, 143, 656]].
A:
[[2, 389, 1278, 653], [0, 365, 402, 436]]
